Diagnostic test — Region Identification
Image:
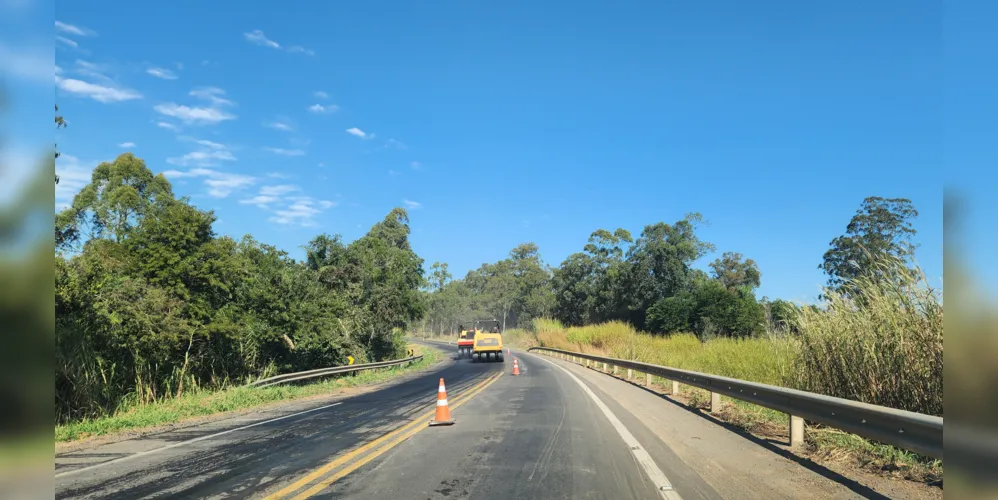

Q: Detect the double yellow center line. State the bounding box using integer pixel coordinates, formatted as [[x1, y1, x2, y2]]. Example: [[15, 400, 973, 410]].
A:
[[265, 370, 503, 500]]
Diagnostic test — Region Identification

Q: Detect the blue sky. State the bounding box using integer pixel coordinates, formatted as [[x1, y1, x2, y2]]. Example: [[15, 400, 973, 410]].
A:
[[16, 0, 960, 302]]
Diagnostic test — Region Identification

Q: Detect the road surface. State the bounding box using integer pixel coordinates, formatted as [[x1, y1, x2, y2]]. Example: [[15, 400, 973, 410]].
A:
[[55, 342, 934, 499]]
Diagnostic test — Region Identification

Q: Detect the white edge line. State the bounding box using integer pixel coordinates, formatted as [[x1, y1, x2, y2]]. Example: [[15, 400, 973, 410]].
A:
[[531, 353, 684, 500], [55, 402, 344, 479]]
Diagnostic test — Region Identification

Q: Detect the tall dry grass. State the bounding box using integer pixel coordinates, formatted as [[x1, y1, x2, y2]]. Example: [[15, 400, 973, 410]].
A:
[[526, 318, 790, 386], [792, 262, 943, 416], [523, 260, 942, 418]]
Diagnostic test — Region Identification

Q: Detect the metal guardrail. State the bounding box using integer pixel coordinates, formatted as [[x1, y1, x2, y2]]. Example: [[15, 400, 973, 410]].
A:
[[527, 346, 943, 460], [244, 355, 424, 389]]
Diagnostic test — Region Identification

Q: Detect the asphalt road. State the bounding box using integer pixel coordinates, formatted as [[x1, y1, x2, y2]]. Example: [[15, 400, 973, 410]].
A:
[[55, 346, 504, 499], [56, 341, 921, 500], [283, 345, 722, 500]]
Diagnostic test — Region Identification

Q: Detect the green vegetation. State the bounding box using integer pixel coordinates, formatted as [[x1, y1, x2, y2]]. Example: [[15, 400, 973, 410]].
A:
[[56, 152, 426, 425], [422, 197, 941, 480], [57, 346, 440, 442], [420, 214, 784, 339], [423, 198, 940, 416], [51, 130, 941, 483]]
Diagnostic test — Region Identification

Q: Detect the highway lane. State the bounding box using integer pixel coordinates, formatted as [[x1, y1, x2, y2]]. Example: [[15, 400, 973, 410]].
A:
[[57, 341, 913, 499], [55, 348, 503, 500], [269, 349, 723, 500]]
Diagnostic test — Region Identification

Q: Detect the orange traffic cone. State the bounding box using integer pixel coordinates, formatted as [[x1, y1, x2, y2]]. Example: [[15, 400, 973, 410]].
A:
[[428, 377, 455, 426], [512, 358, 521, 376]]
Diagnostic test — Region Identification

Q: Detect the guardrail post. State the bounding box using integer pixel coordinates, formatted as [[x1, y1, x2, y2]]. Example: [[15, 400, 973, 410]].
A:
[[670, 380, 679, 395], [710, 392, 721, 412], [646, 373, 652, 387], [790, 415, 804, 448], [602, 362, 608, 373], [627, 368, 633, 380], [586, 359, 590, 368], [613, 365, 618, 375]]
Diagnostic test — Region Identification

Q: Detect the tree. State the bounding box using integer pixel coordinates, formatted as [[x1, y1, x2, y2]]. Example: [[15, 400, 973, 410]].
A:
[[347, 208, 426, 358], [819, 197, 919, 299], [623, 213, 715, 329], [507, 243, 555, 324], [551, 228, 632, 327], [56, 153, 175, 249], [426, 261, 452, 291], [709, 251, 761, 291], [764, 298, 800, 334], [551, 252, 594, 326]]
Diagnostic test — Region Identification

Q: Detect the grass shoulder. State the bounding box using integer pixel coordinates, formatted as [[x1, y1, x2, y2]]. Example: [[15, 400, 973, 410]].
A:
[[56, 345, 442, 444]]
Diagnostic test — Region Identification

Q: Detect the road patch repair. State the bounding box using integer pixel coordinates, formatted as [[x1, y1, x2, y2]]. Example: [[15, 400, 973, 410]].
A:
[[264, 371, 503, 500]]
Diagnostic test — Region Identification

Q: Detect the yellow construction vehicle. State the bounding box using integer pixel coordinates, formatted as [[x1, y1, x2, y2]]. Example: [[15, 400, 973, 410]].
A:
[[471, 319, 504, 362], [456, 323, 475, 359]]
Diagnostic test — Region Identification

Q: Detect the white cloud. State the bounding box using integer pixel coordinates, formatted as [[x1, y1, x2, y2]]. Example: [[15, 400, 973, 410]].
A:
[[56, 36, 78, 48], [1, 44, 56, 83], [242, 29, 315, 55], [410, 161, 422, 169], [189, 86, 233, 107], [55, 20, 95, 37], [388, 169, 400, 177], [266, 121, 293, 131], [260, 184, 299, 196], [385, 139, 407, 150], [264, 147, 305, 156], [346, 127, 374, 139], [205, 174, 255, 198], [307, 103, 338, 114], [71, 59, 112, 82], [287, 45, 315, 56], [167, 139, 235, 167], [240, 185, 333, 227], [195, 139, 225, 149], [154, 103, 235, 125], [55, 154, 93, 210], [314, 91, 329, 99], [239, 195, 280, 208], [270, 200, 322, 227], [56, 76, 142, 103], [318, 162, 325, 167], [166, 149, 236, 167], [162, 168, 254, 198], [147, 67, 177, 80], [157, 121, 180, 131], [161, 167, 216, 178], [267, 172, 291, 179], [402, 199, 422, 210], [244, 29, 280, 49], [118, 142, 136, 148]]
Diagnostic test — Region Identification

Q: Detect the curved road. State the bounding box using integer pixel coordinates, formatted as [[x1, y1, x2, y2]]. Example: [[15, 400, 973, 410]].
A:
[[55, 342, 921, 500]]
